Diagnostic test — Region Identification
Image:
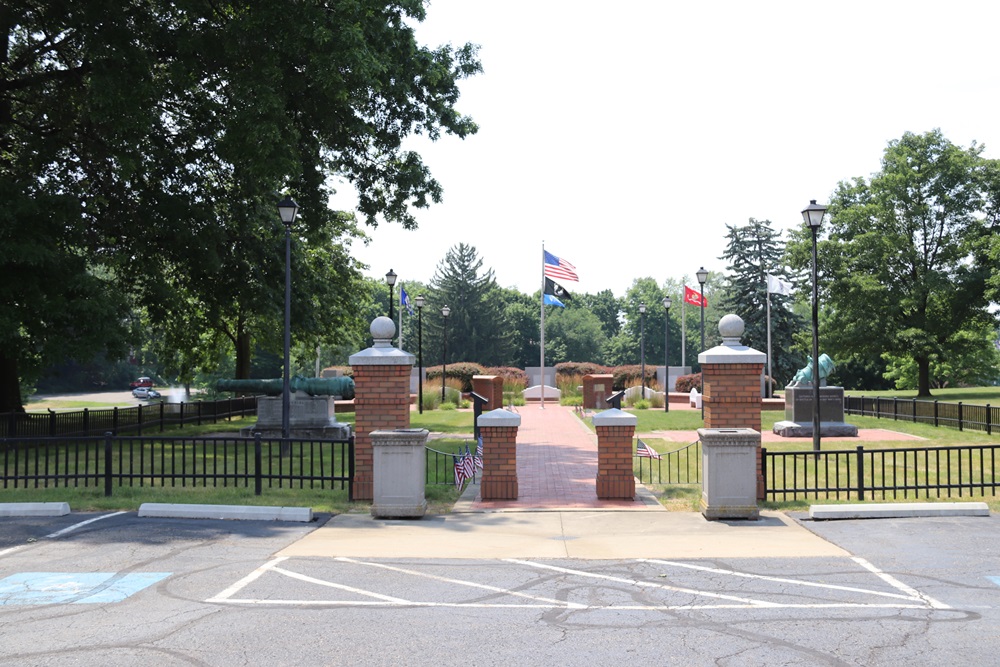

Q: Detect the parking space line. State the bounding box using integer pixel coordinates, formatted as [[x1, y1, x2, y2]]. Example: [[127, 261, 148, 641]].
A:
[[46, 512, 127, 539], [0, 546, 26, 558], [852, 556, 951, 609], [206, 556, 288, 603], [271, 566, 410, 603]]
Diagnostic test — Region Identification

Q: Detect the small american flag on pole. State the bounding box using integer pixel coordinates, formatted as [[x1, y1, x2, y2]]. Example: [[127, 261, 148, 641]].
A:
[[475, 436, 484, 470], [454, 454, 468, 488], [543, 250, 579, 282], [636, 439, 662, 459]]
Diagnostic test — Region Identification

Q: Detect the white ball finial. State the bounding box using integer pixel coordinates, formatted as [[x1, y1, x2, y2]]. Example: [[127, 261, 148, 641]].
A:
[[718, 314, 744, 342], [370, 316, 396, 347]]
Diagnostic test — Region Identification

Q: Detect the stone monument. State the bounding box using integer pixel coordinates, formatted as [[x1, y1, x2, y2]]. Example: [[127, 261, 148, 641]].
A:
[[215, 376, 353, 439], [773, 355, 858, 437]]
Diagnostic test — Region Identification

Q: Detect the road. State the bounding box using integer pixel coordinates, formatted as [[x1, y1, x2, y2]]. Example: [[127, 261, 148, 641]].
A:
[[27, 388, 195, 410], [1, 512, 998, 665]]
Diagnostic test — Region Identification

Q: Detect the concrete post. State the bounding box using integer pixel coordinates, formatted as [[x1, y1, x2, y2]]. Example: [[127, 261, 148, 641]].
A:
[[593, 408, 637, 500], [349, 317, 416, 501], [478, 408, 520, 500], [371, 429, 428, 518], [699, 428, 761, 520]]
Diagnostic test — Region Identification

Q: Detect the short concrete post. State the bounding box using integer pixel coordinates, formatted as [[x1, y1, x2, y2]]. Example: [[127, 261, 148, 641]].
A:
[[349, 317, 416, 501], [478, 408, 520, 500], [593, 408, 637, 500], [699, 427, 760, 520], [371, 429, 428, 518]]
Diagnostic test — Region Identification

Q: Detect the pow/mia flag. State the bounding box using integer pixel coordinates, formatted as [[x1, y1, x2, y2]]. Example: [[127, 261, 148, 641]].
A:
[[544, 278, 572, 302]]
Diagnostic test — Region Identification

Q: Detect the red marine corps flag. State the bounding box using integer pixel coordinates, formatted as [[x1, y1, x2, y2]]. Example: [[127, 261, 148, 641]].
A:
[[683, 285, 707, 307]]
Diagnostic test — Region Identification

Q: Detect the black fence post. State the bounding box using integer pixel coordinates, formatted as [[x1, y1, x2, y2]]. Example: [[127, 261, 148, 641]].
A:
[[912, 398, 917, 423], [83, 408, 89, 436], [856, 445, 865, 501], [196, 401, 202, 426], [958, 402, 963, 432], [934, 400, 939, 427], [137, 404, 143, 436], [348, 435, 356, 502], [159, 401, 165, 432], [179, 402, 185, 429], [49, 409, 56, 436], [104, 432, 113, 497], [112, 407, 119, 435], [760, 447, 768, 500], [987, 404, 992, 436], [254, 433, 262, 496]]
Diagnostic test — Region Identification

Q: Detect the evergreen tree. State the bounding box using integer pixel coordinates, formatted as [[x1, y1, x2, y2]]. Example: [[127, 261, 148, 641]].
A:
[[719, 218, 803, 386]]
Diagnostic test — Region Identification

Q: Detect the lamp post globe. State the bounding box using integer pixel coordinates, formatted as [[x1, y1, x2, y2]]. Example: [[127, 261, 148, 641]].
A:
[[415, 295, 425, 414], [385, 269, 397, 322], [802, 199, 827, 454], [277, 196, 299, 441], [662, 296, 672, 413]]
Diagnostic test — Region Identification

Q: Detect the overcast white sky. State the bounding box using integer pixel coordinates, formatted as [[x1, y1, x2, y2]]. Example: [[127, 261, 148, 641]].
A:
[[334, 0, 1000, 298]]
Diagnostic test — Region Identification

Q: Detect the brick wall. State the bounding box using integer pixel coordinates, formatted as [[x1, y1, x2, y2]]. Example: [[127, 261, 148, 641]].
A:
[[480, 425, 519, 500], [702, 360, 765, 499], [351, 364, 412, 501], [595, 424, 635, 499]]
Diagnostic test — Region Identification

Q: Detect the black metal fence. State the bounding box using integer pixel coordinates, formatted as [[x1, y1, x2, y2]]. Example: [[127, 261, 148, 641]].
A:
[[762, 443, 1000, 502], [425, 442, 479, 486], [1, 396, 259, 438], [844, 395, 998, 435], [634, 440, 701, 485], [1, 432, 354, 499]]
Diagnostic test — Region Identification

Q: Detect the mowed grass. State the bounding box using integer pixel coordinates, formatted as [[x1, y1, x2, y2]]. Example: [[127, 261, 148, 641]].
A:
[[843, 386, 1000, 404]]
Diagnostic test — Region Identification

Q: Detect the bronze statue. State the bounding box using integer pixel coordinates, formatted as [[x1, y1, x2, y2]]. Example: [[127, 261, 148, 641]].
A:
[[789, 354, 835, 387]]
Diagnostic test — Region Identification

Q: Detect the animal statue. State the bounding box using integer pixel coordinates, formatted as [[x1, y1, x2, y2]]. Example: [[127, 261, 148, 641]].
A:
[[789, 354, 835, 387]]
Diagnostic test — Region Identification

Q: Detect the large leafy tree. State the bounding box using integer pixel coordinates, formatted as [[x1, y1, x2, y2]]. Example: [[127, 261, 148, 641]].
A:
[[0, 1, 481, 411], [719, 218, 803, 385], [788, 130, 999, 397]]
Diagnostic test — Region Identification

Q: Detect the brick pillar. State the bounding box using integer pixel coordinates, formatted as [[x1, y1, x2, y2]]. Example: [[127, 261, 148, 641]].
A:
[[593, 408, 636, 500], [582, 374, 613, 410], [478, 408, 520, 500], [472, 375, 504, 411], [698, 314, 767, 500], [349, 317, 415, 501]]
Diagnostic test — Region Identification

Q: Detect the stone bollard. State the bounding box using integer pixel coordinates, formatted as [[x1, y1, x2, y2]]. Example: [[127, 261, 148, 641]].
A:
[[371, 429, 429, 518], [478, 408, 520, 500], [593, 408, 636, 500], [699, 427, 760, 520], [349, 317, 416, 501]]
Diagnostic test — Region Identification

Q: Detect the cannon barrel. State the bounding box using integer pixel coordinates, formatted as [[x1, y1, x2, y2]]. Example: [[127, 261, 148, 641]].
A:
[[215, 376, 355, 399]]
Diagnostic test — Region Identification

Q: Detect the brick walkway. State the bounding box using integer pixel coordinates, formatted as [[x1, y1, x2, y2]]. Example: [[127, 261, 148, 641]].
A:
[[470, 404, 655, 511]]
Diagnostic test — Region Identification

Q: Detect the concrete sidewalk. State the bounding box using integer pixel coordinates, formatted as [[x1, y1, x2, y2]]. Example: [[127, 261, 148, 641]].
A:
[[281, 405, 847, 560]]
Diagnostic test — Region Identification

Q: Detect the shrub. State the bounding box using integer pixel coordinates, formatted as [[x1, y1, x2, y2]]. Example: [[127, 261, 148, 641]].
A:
[[676, 372, 702, 393], [420, 391, 440, 411], [632, 399, 650, 410], [483, 367, 528, 386], [555, 362, 611, 377], [560, 394, 583, 407], [425, 362, 485, 391], [611, 365, 655, 390]]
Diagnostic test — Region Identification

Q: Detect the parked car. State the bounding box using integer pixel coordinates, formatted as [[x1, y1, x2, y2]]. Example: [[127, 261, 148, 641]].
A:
[[129, 376, 154, 389], [132, 387, 161, 400]]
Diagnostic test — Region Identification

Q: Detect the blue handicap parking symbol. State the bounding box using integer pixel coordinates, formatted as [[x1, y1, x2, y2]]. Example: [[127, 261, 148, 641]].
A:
[[988, 576, 1000, 588], [0, 572, 170, 605]]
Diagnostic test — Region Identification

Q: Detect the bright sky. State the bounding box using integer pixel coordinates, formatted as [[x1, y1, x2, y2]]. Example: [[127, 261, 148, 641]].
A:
[[336, 0, 1000, 298]]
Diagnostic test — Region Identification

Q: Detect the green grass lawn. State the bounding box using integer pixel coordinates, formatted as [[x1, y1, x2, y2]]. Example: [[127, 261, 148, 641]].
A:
[[843, 386, 1000, 404]]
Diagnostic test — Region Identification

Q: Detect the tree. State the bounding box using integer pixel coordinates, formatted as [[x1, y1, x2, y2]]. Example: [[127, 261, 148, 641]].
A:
[[788, 130, 999, 397], [542, 308, 608, 365], [719, 218, 803, 386], [576, 290, 622, 339], [425, 244, 510, 366], [0, 2, 481, 411]]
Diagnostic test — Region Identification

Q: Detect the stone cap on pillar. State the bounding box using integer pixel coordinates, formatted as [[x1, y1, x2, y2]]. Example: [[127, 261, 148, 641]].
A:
[[592, 408, 638, 427], [349, 317, 416, 366], [698, 313, 766, 365], [477, 408, 521, 428]]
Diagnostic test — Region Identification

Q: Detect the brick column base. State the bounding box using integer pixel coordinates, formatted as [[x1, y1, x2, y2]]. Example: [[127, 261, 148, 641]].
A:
[[595, 424, 635, 500], [480, 424, 518, 500]]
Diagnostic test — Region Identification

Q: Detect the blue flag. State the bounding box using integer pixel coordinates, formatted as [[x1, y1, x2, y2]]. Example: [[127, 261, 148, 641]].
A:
[[400, 286, 414, 316], [543, 293, 565, 308]]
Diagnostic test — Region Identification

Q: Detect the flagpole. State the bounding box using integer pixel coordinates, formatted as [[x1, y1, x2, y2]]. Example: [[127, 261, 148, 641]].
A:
[[398, 295, 404, 350], [766, 288, 773, 399], [539, 242, 546, 409], [681, 297, 687, 369]]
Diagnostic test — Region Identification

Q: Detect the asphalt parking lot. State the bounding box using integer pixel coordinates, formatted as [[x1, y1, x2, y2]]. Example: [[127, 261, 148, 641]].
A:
[[1, 511, 998, 666]]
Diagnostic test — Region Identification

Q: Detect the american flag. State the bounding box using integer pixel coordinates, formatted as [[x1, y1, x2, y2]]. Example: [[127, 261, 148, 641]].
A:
[[543, 250, 579, 282], [475, 436, 484, 470], [454, 454, 468, 488], [636, 439, 662, 459], [463, 445, 476, 478]]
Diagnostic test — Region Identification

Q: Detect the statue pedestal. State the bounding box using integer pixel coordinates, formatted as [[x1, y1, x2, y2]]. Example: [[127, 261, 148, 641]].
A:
[[774, 385, 857, 437]]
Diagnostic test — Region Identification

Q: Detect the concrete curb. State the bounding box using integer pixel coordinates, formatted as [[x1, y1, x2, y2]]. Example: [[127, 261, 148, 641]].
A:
[[810, 502, 990, 520], [138, 503, 313, 522], [0, 502, 71, 517]]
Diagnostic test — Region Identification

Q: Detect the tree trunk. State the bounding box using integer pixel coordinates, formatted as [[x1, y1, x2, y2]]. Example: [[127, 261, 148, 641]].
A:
[[235, 330, 252, 379], [0, 351, 25, 413], [916, 357, 933, 398]]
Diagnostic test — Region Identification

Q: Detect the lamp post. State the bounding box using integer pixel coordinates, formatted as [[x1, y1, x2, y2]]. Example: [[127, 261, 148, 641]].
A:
[[663, 296, 672, 413], [441, 305, 450, 403], [695, 266, 708, 419], [277, 196, 299, 440], [415, 295, 425, 414], [802, 200, 827, 454], [639, 303, 646, 398], [385, 269, 397, 322]]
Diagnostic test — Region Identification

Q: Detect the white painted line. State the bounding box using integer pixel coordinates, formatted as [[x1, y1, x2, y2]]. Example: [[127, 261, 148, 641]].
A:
[[0, 545, 26, 558], [336, 557, 586, 609], [642, 559, 920, 603], [206, 557, 288, 603], [272, 566, 410, 604], [852, 556, 951, 610], [46, 511, 127, 539], [506, 559, 782, 608], [210, 599, 939, 611]]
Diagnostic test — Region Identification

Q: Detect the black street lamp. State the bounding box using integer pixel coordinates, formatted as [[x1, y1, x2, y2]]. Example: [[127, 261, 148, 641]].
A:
[[802, 199, 827, 454], [441, 305, 450, 403], [277, 195, 299, 440], [696, 266, 708, 419], [663, 295, 672, 413], [639, 303, 646, 398], [415, 295, 425, 414], [385, 269, 397, 322]]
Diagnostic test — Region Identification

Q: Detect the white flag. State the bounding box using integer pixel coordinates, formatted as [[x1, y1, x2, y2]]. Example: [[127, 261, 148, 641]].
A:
[[767, 274, 794, 296]]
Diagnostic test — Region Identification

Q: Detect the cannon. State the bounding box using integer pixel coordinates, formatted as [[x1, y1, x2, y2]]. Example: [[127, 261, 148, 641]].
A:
[[215, 376, 355, 399]]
